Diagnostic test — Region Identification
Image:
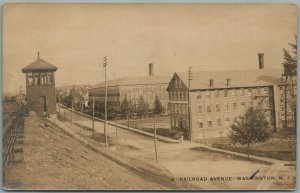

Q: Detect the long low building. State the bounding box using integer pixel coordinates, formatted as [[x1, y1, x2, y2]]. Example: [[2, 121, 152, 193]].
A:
[[88, 64, 171, 113], [166, 54, 295, 141]]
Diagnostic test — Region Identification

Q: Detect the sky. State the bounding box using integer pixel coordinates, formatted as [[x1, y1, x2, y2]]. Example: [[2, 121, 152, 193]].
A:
[[3, 4, 297, 94]]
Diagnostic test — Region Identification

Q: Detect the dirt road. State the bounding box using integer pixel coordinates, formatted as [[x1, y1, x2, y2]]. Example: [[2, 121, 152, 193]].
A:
[[58, 107, 296, 190], [3, 115, 193, 190]]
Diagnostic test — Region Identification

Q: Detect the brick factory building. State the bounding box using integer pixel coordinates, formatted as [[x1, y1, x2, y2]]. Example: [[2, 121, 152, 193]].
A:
[[89, 64, 171, 113], [167, 55, 295, 141], [22, 53, 57, 116]]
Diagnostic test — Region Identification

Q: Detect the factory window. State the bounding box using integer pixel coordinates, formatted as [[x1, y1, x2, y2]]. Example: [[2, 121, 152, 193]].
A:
[[233, 103, 237, 111], [240, 88, 245, 96], [174, 104, 178, 113], [208, 121, 213, 127], [216, 104, 220, 112], [215, 90, 219, 97], [224, 103, 229, 112], [232, 90, 236, 97], [224, 90, 228, 97], [177, 92, 181, 100], [257, 88, 261, 96], [217, 118, 221, 126], [173, 92, 177, 100], [206, 91, 211, 98], [198, 121, 203, 128], [198, 105, 202, 113], [197, 92, 201, 99], [264, 87, 269, 95], [182, 92, 186, 100], [207, 105, 211, 113], [248, 89, 253, 97], [169, 104, 173, 113], [180, 104, 184, 114], [241, 102, 245, 111], [225, 118, 230, 126]]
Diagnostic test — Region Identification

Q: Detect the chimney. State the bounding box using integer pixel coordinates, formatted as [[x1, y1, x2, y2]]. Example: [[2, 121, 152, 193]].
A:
[[209, 79, 214, 87], [149, 63, 154, 76], [226, 78, 231, 86], [258, 53, 264, 69]]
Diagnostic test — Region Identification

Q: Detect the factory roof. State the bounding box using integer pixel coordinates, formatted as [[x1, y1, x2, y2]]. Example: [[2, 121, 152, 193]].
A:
[[167, 68, 284, 91], [91, 74, 172, 89]]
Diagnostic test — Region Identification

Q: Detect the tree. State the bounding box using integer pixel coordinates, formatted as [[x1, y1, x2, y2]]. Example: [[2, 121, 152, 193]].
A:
[[282, 35, 297, 76], [153, 96, 163, 115], [137, 96, 149, 117], [120, 96, 131, 116], [282, 36, 297, 129], [229, 107, 271, 158], [62, 95, 73, 108]]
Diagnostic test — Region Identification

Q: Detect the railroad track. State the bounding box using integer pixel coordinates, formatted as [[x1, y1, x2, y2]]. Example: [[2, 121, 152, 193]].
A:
[[3, 105, 26, 167]]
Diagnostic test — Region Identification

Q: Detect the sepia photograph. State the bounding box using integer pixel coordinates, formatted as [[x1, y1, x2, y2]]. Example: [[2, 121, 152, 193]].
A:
[[2, 3, 297, 190]]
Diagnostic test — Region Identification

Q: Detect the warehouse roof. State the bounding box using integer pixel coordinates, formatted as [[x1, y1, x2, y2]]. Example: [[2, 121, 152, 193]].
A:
[[22, 54, 57, 73], [91, 74, 172, 89], [168, 68, 284, 91]]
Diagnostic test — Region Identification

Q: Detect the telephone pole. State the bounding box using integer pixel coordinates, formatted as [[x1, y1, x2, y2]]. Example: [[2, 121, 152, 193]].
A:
[[103, 56, 108, 147], [188, 67, 193, 141]]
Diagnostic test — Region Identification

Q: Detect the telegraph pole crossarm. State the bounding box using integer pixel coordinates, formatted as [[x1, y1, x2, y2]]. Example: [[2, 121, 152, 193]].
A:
[[188, 67, 193, 141]]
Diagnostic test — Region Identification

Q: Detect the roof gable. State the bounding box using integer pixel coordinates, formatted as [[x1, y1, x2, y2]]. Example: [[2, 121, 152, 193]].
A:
[[166, 72, 188, 91]]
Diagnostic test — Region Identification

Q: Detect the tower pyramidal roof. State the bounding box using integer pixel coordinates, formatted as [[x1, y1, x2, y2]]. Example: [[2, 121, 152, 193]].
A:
[[22, 52, 57, 73]]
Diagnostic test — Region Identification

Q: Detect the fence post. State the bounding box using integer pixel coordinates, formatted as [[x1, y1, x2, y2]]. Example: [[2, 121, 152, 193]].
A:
[[154, 115, 158, 163]]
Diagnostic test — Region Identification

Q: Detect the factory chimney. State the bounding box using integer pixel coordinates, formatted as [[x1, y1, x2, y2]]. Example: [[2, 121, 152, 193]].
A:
[[258, 53, 264, 69], [149, 63, 154, 76]]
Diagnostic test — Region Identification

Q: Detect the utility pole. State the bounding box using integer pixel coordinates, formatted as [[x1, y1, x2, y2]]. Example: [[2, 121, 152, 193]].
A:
[[92, 96, 95, 135], [103, 56, 108, 147], [188, 67, 193, 141]]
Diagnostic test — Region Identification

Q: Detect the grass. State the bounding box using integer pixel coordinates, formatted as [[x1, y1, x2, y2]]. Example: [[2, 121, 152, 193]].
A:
[[117, 116, 179, 139], [204, 129, 296, 161]]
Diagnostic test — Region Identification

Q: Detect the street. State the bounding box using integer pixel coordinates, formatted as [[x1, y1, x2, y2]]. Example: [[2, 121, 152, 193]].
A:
[[58, 106, 296, 190]]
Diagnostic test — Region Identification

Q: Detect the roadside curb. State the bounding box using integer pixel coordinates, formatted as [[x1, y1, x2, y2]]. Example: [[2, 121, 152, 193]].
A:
[[193, 145, 277, 165]]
